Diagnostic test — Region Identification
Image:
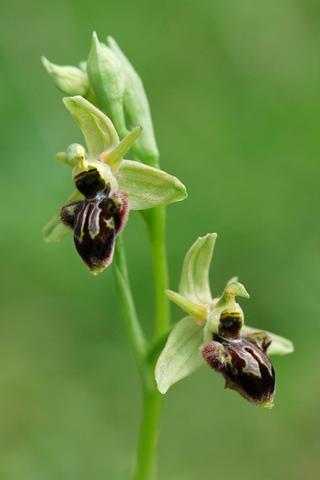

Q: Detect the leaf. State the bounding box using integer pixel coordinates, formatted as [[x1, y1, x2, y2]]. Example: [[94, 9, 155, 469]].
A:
[[179, 233, 217, 305], [63, 96, 119, 158], [155, 316, 204, 394], [115, 160, 187, 210], [241, 326, 294, 356]]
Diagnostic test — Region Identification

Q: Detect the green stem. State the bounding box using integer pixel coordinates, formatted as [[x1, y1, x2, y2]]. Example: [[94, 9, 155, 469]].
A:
[[142, 206, 170, 337], [113, 235, 149, 385], [113, 235, 165, 480], [132, 382, 163, 480]]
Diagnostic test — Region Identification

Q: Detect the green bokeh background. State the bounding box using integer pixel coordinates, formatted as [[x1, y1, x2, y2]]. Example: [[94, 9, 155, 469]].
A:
[[1, 0, 319, 479]]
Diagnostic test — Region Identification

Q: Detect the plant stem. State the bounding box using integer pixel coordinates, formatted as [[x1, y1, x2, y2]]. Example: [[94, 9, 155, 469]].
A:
[[142, 206, 170, 337], [114, 146, 169, 478], [113, 235, 165, 480], [132, 381, 163, 480], [113, 235, 148, 384]]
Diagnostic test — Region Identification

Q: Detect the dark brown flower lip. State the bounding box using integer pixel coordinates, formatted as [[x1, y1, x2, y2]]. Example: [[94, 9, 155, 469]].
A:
[[201, 311, 276, 408]]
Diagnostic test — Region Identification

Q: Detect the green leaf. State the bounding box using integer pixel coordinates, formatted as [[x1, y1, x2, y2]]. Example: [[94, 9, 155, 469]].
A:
[[63, 96, 119, 158], [107, 36, 159, 166], [165, 289, 208, 324], [87, 32, 127, 136], [242, 326, 294, 356], [41, 56, 90, 96], [179, 233, 217, 305], [115, 160, 187, 210], [155, 316, 204, 394], [43, 189, 83, 242]]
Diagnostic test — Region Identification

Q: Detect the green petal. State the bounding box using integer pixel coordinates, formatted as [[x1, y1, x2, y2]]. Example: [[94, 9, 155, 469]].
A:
[[43, 190, 83, 242], [63, 96, 119, 158], [101, 126, 142, 173], [155, 316, 204, 394], [179, 233, 217, 305], [165, 290, 208, 324], [115, 160, 187, 210], [241, 326, 294, 356]]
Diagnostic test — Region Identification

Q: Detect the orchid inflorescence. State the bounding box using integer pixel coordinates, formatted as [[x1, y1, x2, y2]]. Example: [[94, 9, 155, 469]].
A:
[[42, 32, 293, 420]]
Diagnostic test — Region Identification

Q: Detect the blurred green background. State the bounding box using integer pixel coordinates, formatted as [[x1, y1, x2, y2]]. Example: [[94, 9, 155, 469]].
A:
[[1, 0, 319, 478]]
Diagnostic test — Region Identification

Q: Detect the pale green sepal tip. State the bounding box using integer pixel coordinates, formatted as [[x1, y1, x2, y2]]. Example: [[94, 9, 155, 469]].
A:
[[115, 160, 187, 210], [155, 316, 204, 394], [241, 326, 294, 356], [42, 189, 84, 243], [63, 96, 119, 158], [261, 401, 274, 410], [43, 213, 72, 243], [165, 289, 208, 324], [90, 265, 105, 276], [41, 56, 90, 96], [101, 126, 142, 173], [179, 233, 217, 306]]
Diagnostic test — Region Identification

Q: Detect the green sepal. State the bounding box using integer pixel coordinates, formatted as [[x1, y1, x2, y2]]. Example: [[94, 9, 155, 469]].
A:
[[241, 326, 294, 356], [87, 32, 127, 136], [147, 322, 177, 366], [165, 290, 208, 324], [63, 96, 119, 159], [41, 56, 90, 96], [107, 36, 159, 166], [155, 316, 204, 394], [43, 189, 83, 242], [115, 160, 187, 210], [179, 233, 217, 306]]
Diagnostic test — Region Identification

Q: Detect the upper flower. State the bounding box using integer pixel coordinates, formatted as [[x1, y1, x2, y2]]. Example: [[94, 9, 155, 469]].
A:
[[43, 96, 187, 274], [155, 234, 294, 408]]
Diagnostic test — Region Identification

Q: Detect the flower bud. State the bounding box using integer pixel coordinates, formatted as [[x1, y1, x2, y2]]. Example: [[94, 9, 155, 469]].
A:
[[107, 36, 159, 166], [201, 312, 275, 408], [41, 57, 90, 96], [87, 32, 127, 136]]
